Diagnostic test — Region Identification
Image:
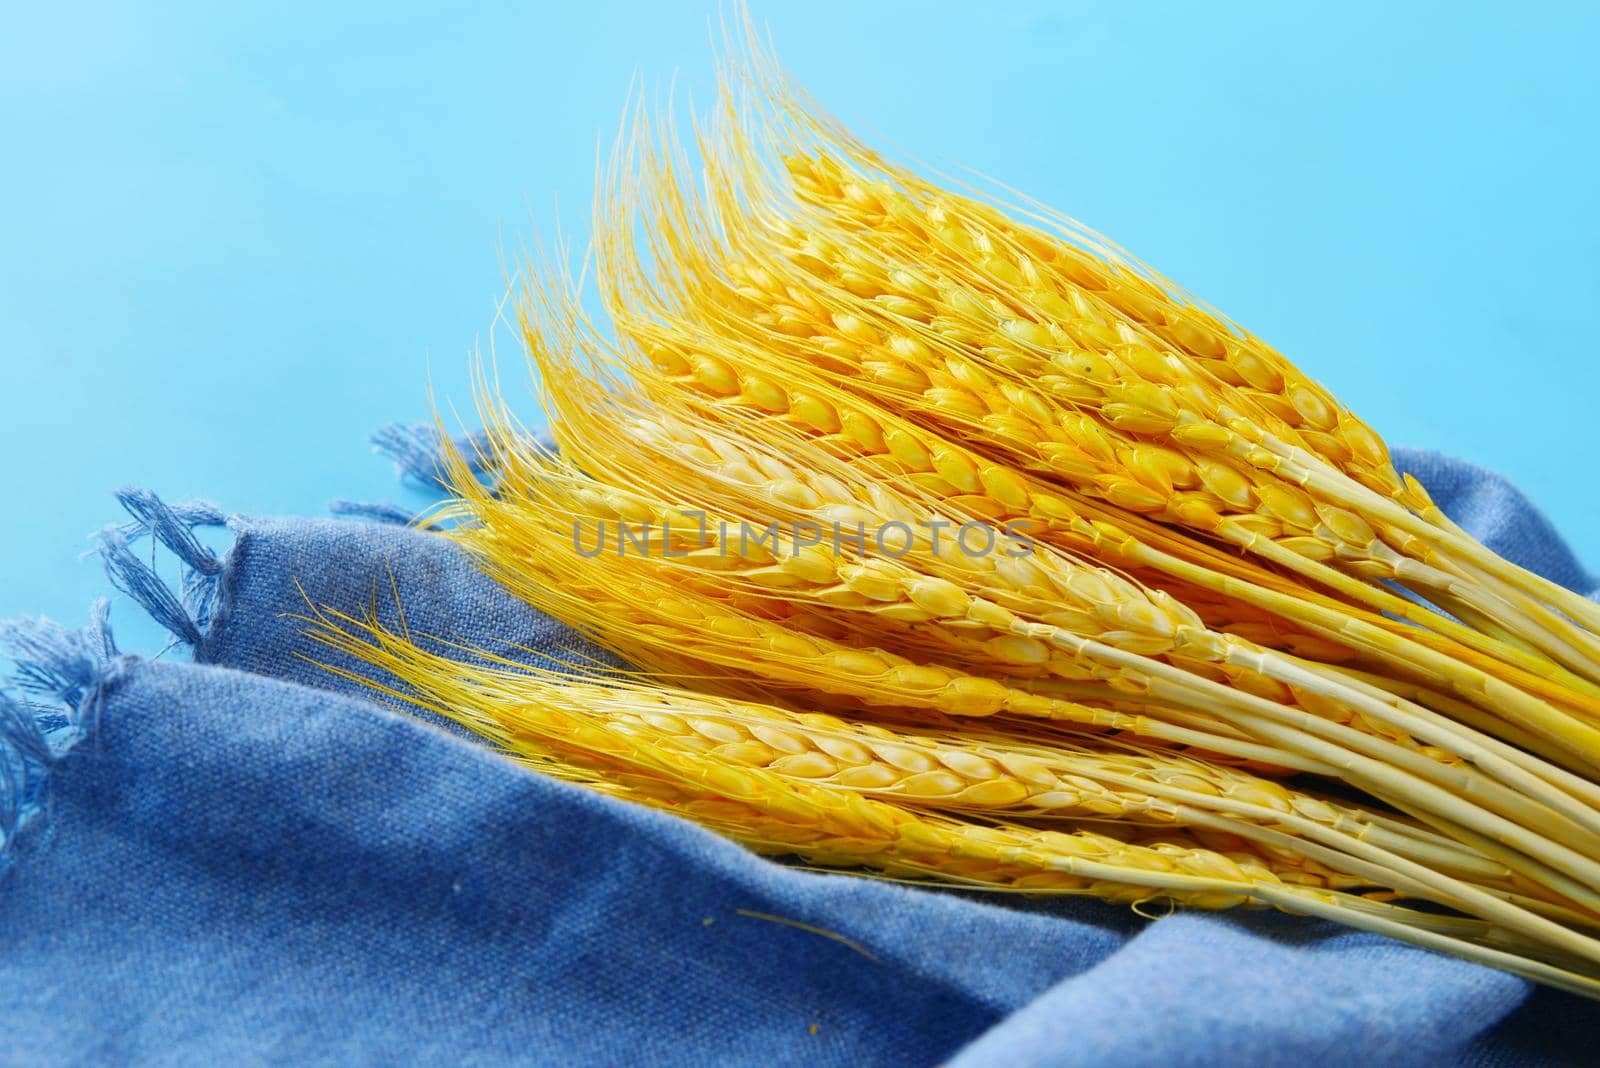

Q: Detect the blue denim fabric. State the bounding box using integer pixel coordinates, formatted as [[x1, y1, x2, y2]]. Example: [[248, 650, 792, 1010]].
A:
[[2, 448, 1597, 1065]]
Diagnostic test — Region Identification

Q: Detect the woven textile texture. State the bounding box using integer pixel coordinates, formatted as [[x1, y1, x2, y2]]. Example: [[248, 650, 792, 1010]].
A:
[[2, 447, 1596, 1066]]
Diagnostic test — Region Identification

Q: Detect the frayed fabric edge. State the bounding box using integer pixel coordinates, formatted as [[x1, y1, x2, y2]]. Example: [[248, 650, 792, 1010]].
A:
[[369, 422, 499, 495], [329, 499, 419, 527], [328, 423, 504, 526], [96, 488, 234, 655], [1, 488, 235, 872], [3, 425, 530, 865], [0, 601, 122, 874], [331, 422, 549, 526]]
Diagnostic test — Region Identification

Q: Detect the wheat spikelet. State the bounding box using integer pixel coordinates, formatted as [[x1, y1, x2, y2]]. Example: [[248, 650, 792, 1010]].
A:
[[441, 352, 1600, 919], [446, 449, 1335, 773], [480, 264, 1600, 937], [605, 311, 1600, 772], [317, 607, 1517, 891], [583, 87, 1600, 772], [296, 15, 1600, 1000], [780, 150, 1400, 496], [303, 609, 1600, 990], [749, 220, 1600, 689], [507, 307, 1600, 846], [623, 302, 1600, 693], [591, 43, 1600, 703], [717, 41, 1600, 667], [398, 406, 1600, 996], [707, 214, 1600, 692], [313, 609, 1293, 906]]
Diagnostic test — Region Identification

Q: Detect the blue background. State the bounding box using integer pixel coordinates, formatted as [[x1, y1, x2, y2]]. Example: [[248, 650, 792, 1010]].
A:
[[4, 1, 1598, 635]]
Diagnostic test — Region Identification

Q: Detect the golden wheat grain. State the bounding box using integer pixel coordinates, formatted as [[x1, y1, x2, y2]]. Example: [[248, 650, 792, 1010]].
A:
[[436, 384, 1600, 919], [629, 311, 1600, 735], [596, 49, 1600, 694], [715, 42, 1600, 660], [513, 340, 1600, 844], [303, 610, 1600, 991], [583, 98, 1600, 754]]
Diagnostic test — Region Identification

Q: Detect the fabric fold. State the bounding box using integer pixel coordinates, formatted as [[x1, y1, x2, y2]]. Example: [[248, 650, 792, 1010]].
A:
[[1, 654, 1127, 1065], [3, 448, 1598, 1065]]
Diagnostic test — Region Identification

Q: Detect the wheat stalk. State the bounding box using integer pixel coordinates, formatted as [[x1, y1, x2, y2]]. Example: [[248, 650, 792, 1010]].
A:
[[606, 308, 1600, 769], [301, 18, 1600, 1000], [592, 51, 1600, 706], [303, 609, 1600, 992], [440, 355, 1600, 918], [722, 46, 1600, 674], [513, 309, 1600, 826], [453, 455, 1328, 771], [582, 92, 1600, 769]]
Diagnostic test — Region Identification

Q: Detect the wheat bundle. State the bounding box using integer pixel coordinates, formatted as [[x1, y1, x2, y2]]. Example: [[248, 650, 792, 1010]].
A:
[[313, 26, 1600, 996]]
